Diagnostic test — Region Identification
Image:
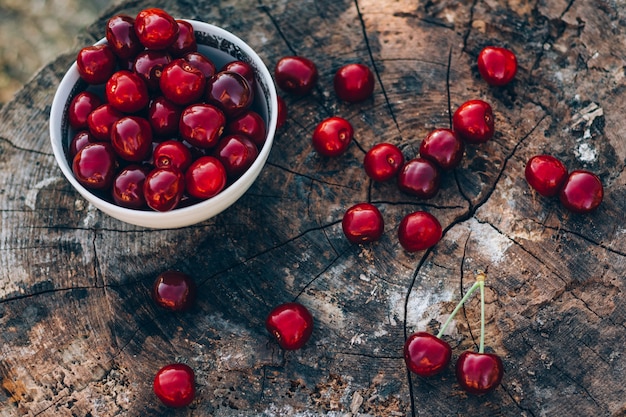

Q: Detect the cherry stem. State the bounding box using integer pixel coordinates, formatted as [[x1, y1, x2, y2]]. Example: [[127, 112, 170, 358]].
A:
[[479, 277, 485, 354], [436, 271, 486, 339]]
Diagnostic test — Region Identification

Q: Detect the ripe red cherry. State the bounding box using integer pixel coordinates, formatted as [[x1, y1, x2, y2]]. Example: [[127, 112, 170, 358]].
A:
[[404, 332, 452, 377], [222, 60, 255, 89], [133, 50, 172, 91], [452, 99, 495, 144], [160, 59, 206, 105], [363, 142, 404, 182], [153, 363, 195, 408], [274, 56, 318, 95], [226, 110, 267, 147], [152, 270, 196, 311], [397, 158, 441, 199], [311, 116, 353, 157], [106, 14, 142, 60], [184, 52, 216, 79], [106, 70, 150, 114], [477, 46, 517, 87], [213, 134, 259, 179], [144, 167, 185, 211], [342, 203, 384, 244], [148, 96, 183, 138], [87, 104, 123, 141], [179, 104, 225, 148], [76, 44, 117, 84], [153, 140, 192, 171], [265, 302, 314, 350], [72, 142, 118, 190], [185, 156, 227, 199], [559, 170, 603, 213], [110, 116, 153, 162], [419, 128, 465, 170], [168, 20, 197, 57], [277, 96, 288, 129], [206, 71, 253, 117], [398, 211, 442, 252], [134, 8, 179, 50], [524, 154, 568, 197], [456, 351, 504, 395], [333, 63, 375, 102], [68, 91, 102, 130], [69, 130, 94, 158], [112, 165, 149, 208]]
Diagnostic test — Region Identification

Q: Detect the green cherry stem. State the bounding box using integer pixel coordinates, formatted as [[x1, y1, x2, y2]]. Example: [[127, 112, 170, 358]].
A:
[[479, 274, 486, 354], [436, 271, 486, 339]]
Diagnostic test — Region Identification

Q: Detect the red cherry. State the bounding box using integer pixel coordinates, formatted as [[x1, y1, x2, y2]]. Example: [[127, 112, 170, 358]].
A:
[[404, 332, 452, 377], [134, 8, 179, 50], [72, 142, 118, 190], [213, 134, 259, 179], [226, 110, 267, 147], [419, 128, 465, 170], [274, 56, 318, 95], [397, 211, 442, 252], [76, 44, 117, 84], [397, 158, 441, 199], [456, 351, 504, 395], [559, 170, 603, 213], [206, 71, 253, 117], [222, 60, 255, 89], [160, 59, 206, 106], [168, 20, 197, 57], [110, 116, 153, 162], [153, 363, 195, 408], [179, 104, 225, 148], [341, 203, 384, 244], [524, 154, 568, 197], [132, 50, 172, 91], [112, 165, 149, 209], [185, 156, 227, 199], [68, 91, 102, 130], [69, 130, 95, 158], [363, 142, 404, 182], [87, 104, 123, 141], [452, 99, 495, 144], [152, 270, 196, 311], [106, 14, 142, 60], [144, 167, 185, 211], [105, 70, 150, 114], [277, 96, 288, 129], [184, 52, 216, 79], [311, 116, 353, 157], [333, 63, 375, 102], [148, 96, 183, 138], [477, 46, 517, 87], [153, 140, 192, 171], [265, 302, 314, 350]]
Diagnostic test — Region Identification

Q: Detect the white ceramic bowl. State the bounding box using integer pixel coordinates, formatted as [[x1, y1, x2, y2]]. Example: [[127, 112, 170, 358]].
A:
[[50, 20, 277, 229]]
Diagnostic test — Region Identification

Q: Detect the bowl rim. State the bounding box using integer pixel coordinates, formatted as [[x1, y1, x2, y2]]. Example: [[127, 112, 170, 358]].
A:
[[49, 19, 278, 229]]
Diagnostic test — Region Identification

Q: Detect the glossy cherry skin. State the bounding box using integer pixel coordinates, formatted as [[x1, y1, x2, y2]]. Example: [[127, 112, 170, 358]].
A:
[[456, 351, 504, 395], [152, 270, 196, 311], [452, 99, 495, 144], [277, 96, 288, 129], [312, 116, 354, 157], [398, 211, 442, 252], [153, 140, 192, 171], [363, 142, 404, 182], [185, 156, 227, 199], [106, 70, 150, 114], [404, 332, 452, 377], [222, 60, 255, 89], [112, 164, 149, 208], [206, 71, 253, 118], [419, 129, 465, 170], [265, 302, 314, 350], [477, 46, 517, 87], [559, 170, 603, 213], [226, 110, 267, 147], [179, 104, 226, 148], [134, 8, 179, 50], [333, 63, 375, 102], [69, 130, 95, 158], [106, 14, 142, 60], [342, 203, 384, 244], [168, 20, 197, 57], [160, 58, 206, 105], [133, 50, 172, 91], [148, 96, 183, 138], [144, 167, 185, 211], [87, 104, 123, 141], [184, 52, 216, 79], [72, 142, 118, 190], [153, 363, 195, 408], [524, 154, 568, 197], [213, 134, 259, 179], [274, 56, 318, 95], [110, 116, 153, 162], [397, 158, 441, 199], [68, 91, 102, 130], [76, 44, 117, 84]]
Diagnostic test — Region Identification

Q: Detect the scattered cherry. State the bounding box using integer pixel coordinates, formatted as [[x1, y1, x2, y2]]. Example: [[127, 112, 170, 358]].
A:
[[363, 142, 404, 182], [342, 202, 384, 244], [397, 211, 442, 252], [397, 158, 440, 199], [452, 99, 494, 144], [76, 44, 117, 84], [185, 156, 227, 199], [105, 70, 150, 113], [152, 270, 196, 311], [419, 128, 465, 170], [276, 96, 287, 129], [559, 170, 603, 214], [265, 302, 314, 350], [524, 154, 568, 197], [333, 63, 375, 102], [311, 116, 353, 157], [143, 167, 185, 211], [456, 351, 504, 395], [274, 56, 318, 95], [72, 142, 118, 190], [134, 8, 179, 50], [153, 363, 195, 408], [112, 165, 149, 208], [404, 332, 452, 377], [477, 46, 517, 87], [68, 91, 102, 130]]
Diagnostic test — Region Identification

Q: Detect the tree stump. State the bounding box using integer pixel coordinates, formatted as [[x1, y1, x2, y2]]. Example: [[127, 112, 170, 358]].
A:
[[1, 1, 625, 416]]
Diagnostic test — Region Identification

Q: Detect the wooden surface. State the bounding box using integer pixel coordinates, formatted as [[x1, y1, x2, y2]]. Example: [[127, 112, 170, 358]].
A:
[[1, 0, 625, 416]]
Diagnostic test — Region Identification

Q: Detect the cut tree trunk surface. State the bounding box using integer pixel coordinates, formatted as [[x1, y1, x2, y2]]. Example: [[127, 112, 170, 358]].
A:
[[1, 1, 625, 416]]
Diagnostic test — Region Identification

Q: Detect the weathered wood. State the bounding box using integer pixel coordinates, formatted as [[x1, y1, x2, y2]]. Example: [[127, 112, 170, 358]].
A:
[[1, 0, 625, 416]]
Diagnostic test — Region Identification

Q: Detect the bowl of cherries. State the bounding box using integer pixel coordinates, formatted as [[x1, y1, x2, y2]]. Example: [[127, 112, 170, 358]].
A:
[[49, 8, 278, 228]]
